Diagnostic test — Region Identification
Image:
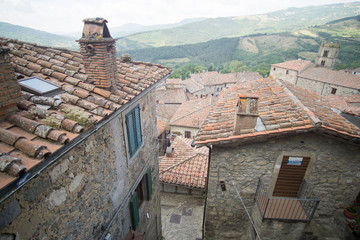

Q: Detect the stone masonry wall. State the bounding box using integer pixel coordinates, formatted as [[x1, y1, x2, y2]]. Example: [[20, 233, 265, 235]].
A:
[[270, 68, 297, 84], [297, 77, 358, 96], [0, 90, 162, 240], [204, 133, 360, 239]]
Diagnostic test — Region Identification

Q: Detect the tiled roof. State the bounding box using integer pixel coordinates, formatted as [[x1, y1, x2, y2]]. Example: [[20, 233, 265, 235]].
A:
[[156, 103, 180, 121], [271, 59, 313, 72], [159, 136, 209, 189], [298, 67, 360, 89], [0, 37, 171, 189], [156, 87, 188, 104], [195, 78, 360, 146], [169, 97, 216, 128], [189, 71, 262, 86], [182, 78, 204, 93]]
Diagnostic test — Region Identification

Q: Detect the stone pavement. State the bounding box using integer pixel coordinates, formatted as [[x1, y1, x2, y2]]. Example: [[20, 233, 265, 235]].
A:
[[161, 192, 204, 240]]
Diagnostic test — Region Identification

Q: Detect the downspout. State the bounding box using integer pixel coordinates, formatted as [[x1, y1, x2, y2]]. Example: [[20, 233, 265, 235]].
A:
[[202, 145, 212, 239]]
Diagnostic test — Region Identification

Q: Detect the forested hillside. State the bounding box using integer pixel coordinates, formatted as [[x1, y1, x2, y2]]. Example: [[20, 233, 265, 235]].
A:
[[122, 15, 360, 78], [0, 22, 77, 49], [117, 2, 360, 50]]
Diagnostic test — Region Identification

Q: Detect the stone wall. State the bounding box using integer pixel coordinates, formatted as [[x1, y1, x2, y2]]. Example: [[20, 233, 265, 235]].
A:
[[170, 126, 198, 139], [296, 77, 358, 96], [161, 183, 204, 196], [204, 133, 360, 239], [0, 90, 162, 240], [270, 68, 297, 84]]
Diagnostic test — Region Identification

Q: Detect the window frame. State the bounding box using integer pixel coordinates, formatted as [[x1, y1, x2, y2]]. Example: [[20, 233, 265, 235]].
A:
[[331, 87, 337, 95], [185, 131, 192, 138], [130, 168, 153, 230], [125, 104, 143, 159]]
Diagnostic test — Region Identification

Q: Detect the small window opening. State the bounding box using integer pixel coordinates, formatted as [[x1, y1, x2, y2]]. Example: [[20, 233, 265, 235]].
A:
[[323, 50, 329, 57], [220, 181, 226, 191], [331, 88, 337, 95], [273, 68, 276, 71], [321, 60, 326, 66], [286, 70, 289, 75]]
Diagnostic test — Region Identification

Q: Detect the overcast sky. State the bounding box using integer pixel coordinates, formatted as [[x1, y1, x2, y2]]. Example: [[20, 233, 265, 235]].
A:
[[0, 0, 358, 34]]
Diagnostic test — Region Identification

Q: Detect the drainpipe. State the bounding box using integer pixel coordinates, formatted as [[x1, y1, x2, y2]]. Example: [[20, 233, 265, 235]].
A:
[[202, 145, 212, 239]]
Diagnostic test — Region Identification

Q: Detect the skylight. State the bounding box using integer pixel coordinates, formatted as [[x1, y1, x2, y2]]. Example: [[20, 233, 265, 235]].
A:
[[18, 77, 61, 96]]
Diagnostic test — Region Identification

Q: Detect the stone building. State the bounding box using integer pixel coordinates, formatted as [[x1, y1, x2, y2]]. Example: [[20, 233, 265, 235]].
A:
[[270, 59, 360, 96], [195, 78, 360, 239], [169, 96, 215, 139], [315, 42, 340, 69], [183, 71, 262, 98], [0, 18, 171, 239], [159, 136, 209, 196]]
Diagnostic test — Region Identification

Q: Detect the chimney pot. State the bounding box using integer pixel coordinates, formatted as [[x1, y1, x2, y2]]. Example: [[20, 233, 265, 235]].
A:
[[78, 18, 118, 90], [234, 93, 259, 134], [0, 47, 22, 120]]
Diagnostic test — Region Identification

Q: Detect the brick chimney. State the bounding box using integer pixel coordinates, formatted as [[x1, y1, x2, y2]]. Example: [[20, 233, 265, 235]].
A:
[[234, 94, 259, 134], [0, 47, 22, 120], [78, 18, 118, 90]]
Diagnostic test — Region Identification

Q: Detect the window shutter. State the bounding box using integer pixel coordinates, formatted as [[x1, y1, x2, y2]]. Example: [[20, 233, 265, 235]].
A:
[[134, 105, 142, 147], [146, 168, 152, 200], [130, 193, 139, 230], [126, 110, 136, 157]]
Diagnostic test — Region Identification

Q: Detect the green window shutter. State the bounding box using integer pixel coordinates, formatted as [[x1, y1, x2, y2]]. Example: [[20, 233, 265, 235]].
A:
[[134, 105, 142, 148], [146, 168, 152, 200], [130, 193, 139, 230], [126, 105, 142, 157], [126, 109, 136, 157]]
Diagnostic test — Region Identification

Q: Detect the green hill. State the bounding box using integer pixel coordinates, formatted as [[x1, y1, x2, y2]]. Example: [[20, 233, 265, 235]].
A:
[[0, 22, 77, 49], [123, 15, 360, 78], [118, 2, 360, 50]]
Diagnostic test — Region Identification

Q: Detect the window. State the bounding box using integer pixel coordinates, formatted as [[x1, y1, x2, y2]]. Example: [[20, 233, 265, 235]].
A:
[[126, 105, 142, 157], [286, 70, 289, 75], [331, 88, 337, 95], [185, 131, 191, 138], [273, 68, 276, 71], [321, 60, 325, 66], [130, 168, 153, 230], [18, 77, 61, 96], [323, 50, 329, 57]]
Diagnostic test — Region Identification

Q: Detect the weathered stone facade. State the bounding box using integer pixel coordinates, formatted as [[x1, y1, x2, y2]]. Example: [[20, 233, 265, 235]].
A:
[[296, 76, 359, 96], [170, 125, 198, 139], [204, 133, 360, 239], [0, 90, 162, 239]]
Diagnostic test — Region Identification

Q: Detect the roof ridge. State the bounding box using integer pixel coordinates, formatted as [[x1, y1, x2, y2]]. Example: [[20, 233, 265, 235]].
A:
[[159, 153, 206, 174], [275, 80, 322, 127], [170, 102, 212, 123]]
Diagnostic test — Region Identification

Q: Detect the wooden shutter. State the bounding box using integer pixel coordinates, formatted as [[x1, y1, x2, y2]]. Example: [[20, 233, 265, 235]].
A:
[[126, 110, 136, 157], [146, 168, 152, 200], [130, 192, 139, 230], [273, 156, 310, 197], [134, 105, 142, 148]]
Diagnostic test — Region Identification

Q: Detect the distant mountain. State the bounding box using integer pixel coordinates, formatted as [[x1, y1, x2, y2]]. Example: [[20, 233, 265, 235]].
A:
[[58, 18, 207, 39], [124, 15, 360, 76], [111, 18, 206, 38], [118, 2, 360, 50], [0, 22, 77, 49]]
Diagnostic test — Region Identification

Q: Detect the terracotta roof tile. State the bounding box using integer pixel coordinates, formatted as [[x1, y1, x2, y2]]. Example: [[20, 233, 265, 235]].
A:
[[271, 59, 313, 72], [169, 97, 216, 128], [0, 37, 171, 189], [298, 67, 360, 89], [195, 78, 360, 145], [159, 136, 209, 189]]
